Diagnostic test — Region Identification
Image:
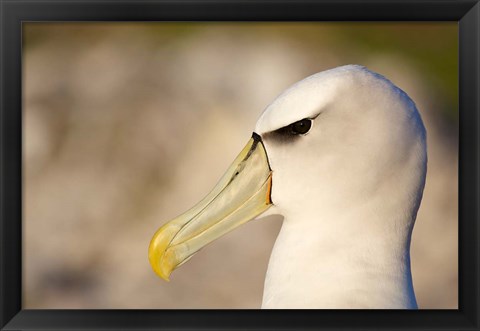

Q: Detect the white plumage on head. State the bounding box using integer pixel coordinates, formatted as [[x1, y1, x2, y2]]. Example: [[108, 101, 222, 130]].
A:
[[257, 65, 427, 309], [149, 64, 427, 309]]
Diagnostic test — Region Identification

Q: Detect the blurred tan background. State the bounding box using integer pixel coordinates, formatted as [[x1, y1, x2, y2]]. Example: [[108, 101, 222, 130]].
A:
[[23, 22, 458, 309]]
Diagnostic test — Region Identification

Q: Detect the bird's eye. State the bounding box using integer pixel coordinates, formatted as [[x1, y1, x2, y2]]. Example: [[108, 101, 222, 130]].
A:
[[290, 119, 312, 135]]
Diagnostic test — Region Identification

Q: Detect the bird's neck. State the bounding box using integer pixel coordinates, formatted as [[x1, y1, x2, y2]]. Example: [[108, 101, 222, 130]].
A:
[[261, 206, 417, 309]]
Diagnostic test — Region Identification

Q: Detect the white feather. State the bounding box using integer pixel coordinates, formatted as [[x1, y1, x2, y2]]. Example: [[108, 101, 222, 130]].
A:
[[256, 65, 427, 309]]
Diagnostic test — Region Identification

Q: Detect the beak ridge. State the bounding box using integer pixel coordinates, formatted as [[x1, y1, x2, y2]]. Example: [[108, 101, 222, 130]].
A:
[[149, 133, 272, 280]]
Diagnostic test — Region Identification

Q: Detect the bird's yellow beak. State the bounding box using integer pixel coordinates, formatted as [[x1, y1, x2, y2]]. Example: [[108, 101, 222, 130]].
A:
[[148, 133, 273, 280]]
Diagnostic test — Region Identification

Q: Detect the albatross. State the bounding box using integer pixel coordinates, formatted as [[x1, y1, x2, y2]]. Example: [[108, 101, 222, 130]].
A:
[[148, 65, 427, 309]]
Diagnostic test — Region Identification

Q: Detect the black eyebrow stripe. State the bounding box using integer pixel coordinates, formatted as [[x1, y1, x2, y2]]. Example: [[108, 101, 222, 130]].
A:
[[263, 125, 295, 139], [261, 113, 320, 139]]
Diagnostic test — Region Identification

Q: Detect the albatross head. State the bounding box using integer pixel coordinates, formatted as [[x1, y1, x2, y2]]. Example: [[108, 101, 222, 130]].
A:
[[149, 65, 427, 308]]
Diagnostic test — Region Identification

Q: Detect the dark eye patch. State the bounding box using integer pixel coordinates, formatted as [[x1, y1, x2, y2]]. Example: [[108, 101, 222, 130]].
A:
[[262, 118, 313, 143], [291, 119, 312, 134]]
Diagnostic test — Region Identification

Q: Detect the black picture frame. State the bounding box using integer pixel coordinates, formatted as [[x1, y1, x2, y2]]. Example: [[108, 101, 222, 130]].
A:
[[1, 0, 479, 330]]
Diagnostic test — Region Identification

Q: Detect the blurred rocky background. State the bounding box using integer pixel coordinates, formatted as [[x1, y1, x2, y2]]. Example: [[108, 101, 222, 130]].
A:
[[23, 22, 458, 309]]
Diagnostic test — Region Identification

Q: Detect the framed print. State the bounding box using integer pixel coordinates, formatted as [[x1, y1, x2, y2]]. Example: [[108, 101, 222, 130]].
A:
[[1, 0, 479, 330]]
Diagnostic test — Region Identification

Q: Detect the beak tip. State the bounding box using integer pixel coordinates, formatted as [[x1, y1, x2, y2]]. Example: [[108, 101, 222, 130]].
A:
[[149, 254, 173, 281], [149, 225, 178, 281], [158, 270, 172, 282]]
